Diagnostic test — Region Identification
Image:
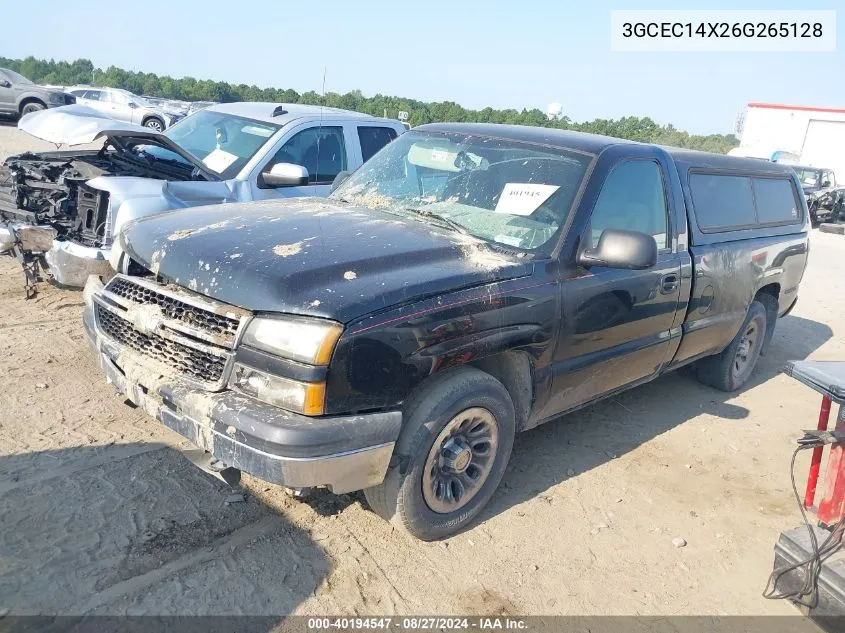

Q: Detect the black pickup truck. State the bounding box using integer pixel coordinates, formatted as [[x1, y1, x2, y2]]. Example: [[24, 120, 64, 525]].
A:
[[82, 123, 810, 539]]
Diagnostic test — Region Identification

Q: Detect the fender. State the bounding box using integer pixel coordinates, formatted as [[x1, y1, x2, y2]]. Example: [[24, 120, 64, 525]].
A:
[[15, 90, 48, 109], [87, 176, 237, 240]]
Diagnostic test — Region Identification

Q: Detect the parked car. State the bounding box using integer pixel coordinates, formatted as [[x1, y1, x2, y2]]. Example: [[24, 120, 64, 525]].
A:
[[0, 68, 76, 118], [82, 123, 809, 539], [790, 164, 843, 225], [65, 86, 183, 131], [0, 102, 405, 290], [139, 96, 215, 118]]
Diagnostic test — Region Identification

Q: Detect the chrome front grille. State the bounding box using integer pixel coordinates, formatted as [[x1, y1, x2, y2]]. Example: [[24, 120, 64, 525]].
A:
[[94, 275, 250, 389], [106, 277, 241, 346], [96, 304, 227, 383]]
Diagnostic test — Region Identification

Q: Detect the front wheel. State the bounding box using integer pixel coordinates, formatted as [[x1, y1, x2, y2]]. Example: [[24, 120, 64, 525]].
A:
[[20, 101, 45, 116], [364, 367, 516, 540], [143, 117, 165, 132], [696, 301, 767, 392]]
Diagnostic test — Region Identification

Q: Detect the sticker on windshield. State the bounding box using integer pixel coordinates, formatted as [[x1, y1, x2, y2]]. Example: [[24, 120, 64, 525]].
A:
[[494, 183, 560, 216], [202, 148, 238, 173]]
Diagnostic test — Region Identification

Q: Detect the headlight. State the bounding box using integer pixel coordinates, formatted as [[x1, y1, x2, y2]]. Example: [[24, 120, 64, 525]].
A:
[[241, 316, 342, 365], [230, 364, 326, 415]]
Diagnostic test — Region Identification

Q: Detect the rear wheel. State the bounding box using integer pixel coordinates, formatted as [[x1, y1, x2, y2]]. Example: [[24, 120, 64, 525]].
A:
[[697, 301, 767, 392], [20, 101, 45, 116], [364, 368, 515, 541]]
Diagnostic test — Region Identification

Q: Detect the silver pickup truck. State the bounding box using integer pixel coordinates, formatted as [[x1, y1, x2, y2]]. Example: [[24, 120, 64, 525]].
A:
[[0, 102, 404, 293]]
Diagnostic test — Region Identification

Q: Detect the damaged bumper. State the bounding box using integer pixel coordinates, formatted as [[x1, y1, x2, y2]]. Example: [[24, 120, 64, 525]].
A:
[[0, 223, 113, 287], [45, 240, 113, 287], [82, 281, 401, 494]]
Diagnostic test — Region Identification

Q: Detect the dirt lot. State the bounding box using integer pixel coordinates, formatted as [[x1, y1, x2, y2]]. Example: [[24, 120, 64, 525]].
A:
[[1, 121, 843, 618]]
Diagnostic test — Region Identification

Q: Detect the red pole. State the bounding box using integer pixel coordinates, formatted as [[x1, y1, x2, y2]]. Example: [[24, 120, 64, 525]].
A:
[[818, 404, 845, 525], [805, 395, 832, 509]]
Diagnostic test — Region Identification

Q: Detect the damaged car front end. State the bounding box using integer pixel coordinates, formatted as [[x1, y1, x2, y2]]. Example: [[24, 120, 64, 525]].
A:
[[0, 105, 220, 295], [807, 187, 845, 226]]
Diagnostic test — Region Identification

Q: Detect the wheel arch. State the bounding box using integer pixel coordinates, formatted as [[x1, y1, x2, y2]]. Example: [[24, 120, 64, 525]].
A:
[[467, 350, 534, 432], [754, 282, 780, 355], [18, 96, 46, 114]]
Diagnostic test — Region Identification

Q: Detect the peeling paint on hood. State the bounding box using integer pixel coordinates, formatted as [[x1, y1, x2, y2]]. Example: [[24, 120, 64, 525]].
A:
[[121, 198, 533, 322]]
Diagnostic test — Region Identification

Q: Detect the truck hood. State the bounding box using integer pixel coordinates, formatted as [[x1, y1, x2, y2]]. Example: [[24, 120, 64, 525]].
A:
[[119, 198, 532, 323], [18, 105, 217, 180]]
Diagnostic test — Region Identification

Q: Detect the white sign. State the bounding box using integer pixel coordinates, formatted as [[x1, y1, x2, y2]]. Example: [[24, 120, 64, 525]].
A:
[[398, 111, 409, 121], [494, 183, 560, 216], [202, 148, 238, 174]]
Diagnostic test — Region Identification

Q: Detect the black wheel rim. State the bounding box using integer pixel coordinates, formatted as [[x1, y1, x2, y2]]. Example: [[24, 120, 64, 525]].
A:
[[422, 407, 499, 514]]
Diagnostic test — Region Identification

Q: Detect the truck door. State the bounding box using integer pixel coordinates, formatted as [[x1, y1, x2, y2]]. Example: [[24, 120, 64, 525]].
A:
[[250, 122, 349, 199], [542, 149, 683, 416], [0, 71, 16, 114]]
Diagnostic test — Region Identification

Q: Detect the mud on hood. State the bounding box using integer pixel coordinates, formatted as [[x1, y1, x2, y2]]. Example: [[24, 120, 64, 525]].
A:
[[18, 104, 216, 180], [119, 198, 532, 323]]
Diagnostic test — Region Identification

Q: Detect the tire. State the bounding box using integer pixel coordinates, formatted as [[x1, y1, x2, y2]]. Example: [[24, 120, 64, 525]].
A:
[[20, 101, 45, 116], [696, 300, 767, 392], [364, 367, 516, 541], [143, 117, 165, 132], [809, 201, 821, 227]]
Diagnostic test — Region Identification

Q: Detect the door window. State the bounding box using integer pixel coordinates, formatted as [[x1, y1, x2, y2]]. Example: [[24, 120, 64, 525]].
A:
[[269, 126, 346, 184], [822, 170, 836, 187], [358, 126, 397, 162], [108, 91, 131, 105], [83, 90, 104, 101], [588, 160, 669, 250]]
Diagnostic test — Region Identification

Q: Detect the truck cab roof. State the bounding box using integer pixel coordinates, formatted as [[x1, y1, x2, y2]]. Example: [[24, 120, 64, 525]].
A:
[[204, 102, 396, 127]]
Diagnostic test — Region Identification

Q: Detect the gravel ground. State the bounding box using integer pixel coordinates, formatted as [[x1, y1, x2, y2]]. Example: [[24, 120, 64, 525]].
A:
[[1, 122, 843, 618]]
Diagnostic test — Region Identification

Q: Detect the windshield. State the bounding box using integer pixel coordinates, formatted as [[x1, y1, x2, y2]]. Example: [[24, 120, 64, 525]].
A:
[[794, 168, 822, 188], [139, 110, 280, 179], [3, 69, 33, 85], [332, 131, 593, 250]]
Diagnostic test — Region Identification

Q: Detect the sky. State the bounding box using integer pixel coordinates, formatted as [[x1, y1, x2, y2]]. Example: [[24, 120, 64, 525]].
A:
[[2, 0, 842, 135]]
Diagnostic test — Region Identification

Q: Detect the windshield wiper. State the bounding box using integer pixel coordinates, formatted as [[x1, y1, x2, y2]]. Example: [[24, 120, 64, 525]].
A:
[[402, 207, 467, 235]]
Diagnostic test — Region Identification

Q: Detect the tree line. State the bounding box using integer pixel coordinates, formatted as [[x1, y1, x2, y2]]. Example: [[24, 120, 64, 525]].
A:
[[1, 56, 738, 153]]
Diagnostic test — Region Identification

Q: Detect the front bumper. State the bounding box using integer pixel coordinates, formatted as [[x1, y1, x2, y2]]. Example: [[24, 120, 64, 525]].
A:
[[0, 222, 112, 287], [82, 289, 401, 494], [45, 240, 113, 287]]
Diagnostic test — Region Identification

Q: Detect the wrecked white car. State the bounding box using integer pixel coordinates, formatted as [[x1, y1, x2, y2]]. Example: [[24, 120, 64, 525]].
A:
[[0, 103, 405, 295]]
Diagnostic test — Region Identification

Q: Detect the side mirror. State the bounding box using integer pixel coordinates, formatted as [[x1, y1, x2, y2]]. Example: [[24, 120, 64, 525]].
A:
[[260, 162, 309, 188], [578, 228, 658, 270], [128, 102, 138, 109], [0, 80, 11, 88], [822, 180, 831, 188], [330, 170, 352, 193]]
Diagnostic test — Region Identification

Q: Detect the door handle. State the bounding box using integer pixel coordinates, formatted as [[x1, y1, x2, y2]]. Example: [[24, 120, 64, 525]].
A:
[[660, 273, 679, 294]]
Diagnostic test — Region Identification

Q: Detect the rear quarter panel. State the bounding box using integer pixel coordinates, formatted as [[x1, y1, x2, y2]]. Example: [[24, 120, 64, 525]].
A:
[[671, 233, 809, 365]]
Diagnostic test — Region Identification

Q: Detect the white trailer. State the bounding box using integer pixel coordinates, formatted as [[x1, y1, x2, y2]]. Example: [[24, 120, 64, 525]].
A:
[[737, 103, 845, 179]]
